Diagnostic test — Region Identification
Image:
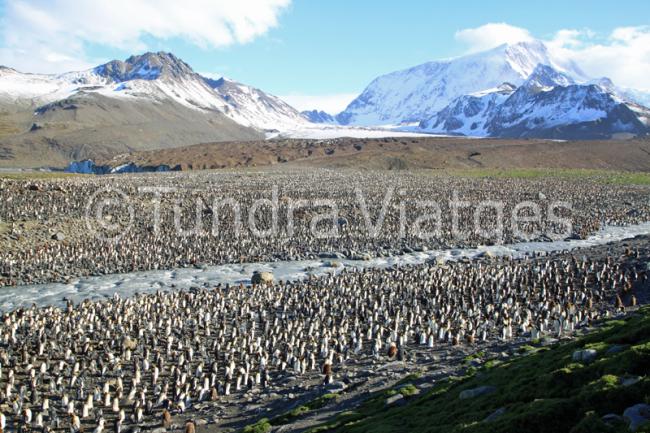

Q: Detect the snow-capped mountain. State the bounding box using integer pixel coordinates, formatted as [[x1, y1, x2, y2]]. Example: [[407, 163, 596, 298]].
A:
[[203, 76, 308, 130], [420, 64, 650, 139], [301, 109, 337, 124], [336, 40, 586, 126], [419, 83, 516, 136], [0, 52, 309, 131]]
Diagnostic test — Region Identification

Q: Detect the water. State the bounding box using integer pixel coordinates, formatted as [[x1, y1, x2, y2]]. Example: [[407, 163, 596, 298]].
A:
[[2, 222, 649, 311]]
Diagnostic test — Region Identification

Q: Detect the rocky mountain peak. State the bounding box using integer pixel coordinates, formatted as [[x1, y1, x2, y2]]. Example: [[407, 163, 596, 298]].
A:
[[94, 51, 195, 82]]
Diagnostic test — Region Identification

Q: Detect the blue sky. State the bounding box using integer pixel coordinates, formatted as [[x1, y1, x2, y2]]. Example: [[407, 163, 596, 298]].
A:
[[1, 0, 649, 112]]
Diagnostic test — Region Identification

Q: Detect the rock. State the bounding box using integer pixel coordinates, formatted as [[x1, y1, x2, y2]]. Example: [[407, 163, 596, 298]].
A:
[[484, 407, 506, 422], [540, 337, 558, 346], [602, 413, 624, 424], [385, 393, 405, 406], [251, 271, 274, 285], [150, 428, 167, 433], [606, 344, 628, 354], [325, 381, 347, 393], [469, 359, 483, 367], [459, 386, 496, 400], [623, 403, 650, 432], [51, 232, 65, 241], [621, 376, 642, 387], [195, 419, 208, 426], [572, 349, 597, 363]]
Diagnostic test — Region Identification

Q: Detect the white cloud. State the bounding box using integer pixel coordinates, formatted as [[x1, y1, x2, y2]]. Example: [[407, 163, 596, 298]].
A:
[[455, 23, 650, 91], [0, 0, 291, 73], [279, 93, 359, 114], [548, 26, 650, 91], [455, 23, 533, 53]]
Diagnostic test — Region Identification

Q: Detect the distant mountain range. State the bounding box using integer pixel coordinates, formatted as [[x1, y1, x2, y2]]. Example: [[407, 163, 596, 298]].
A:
[[301, 109, 336, 124], [420, 64, 650, 139], [330, 40, 650, 139], [1, 42, 649, 168], [1, 52, 308, 130], [0, 52, 309, 167]]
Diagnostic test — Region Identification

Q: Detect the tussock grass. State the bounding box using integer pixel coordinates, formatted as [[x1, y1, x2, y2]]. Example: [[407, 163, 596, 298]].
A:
[[309, 307, 650, 433]]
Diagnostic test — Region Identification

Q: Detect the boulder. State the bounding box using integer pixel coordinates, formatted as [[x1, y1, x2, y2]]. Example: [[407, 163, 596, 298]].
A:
[[459, 386, 496, 400], [572, 349, 597, 363], [51, 232, 66, 241], [623, 404, 650, 432], [602, 413, 624, 424], [621, 376, 641, 387], [484, 407, 506, 422], [325, 381, 347, 393], [606, 344, 628, 354], [540, 337, 558, 346], [251, 271, 274, 285], [385, 393, 405, 406]]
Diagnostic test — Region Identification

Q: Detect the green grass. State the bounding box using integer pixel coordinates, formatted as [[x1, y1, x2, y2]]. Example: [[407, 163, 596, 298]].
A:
[[309, 307, 650, 433], [440, 168, 650, 185], [242, 418, 272, 433], [398, 384, 419, 397]]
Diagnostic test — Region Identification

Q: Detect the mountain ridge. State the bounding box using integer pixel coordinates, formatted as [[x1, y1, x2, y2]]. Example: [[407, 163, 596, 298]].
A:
[[336, 40, 586, 126], [0, 51, 309, 130], [420, 63, 650, 139], [334, 40, 649, 139]]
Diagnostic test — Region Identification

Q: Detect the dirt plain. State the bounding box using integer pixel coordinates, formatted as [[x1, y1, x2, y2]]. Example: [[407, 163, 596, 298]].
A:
[[95, 136, 650, 172]]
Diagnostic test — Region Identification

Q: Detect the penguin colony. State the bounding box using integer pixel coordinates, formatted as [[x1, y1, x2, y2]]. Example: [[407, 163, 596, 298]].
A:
[[2, 170, 649, 286], [0, 243, 646, 432]]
